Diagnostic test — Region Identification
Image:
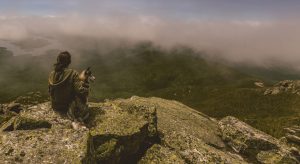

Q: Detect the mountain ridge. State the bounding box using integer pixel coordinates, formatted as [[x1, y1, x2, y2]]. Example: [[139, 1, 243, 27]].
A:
[[0, 94, 300, 163]]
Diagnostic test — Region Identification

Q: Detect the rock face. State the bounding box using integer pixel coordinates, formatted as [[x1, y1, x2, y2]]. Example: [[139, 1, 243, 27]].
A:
[[0, 95, 299, 164], [219, 116, 299, 163], [264, 80, 300, 95], [0, 97, 158, 164], [282, 126, 300, 153], [87, 99, 158, 163], [126, 97, 244, 163]]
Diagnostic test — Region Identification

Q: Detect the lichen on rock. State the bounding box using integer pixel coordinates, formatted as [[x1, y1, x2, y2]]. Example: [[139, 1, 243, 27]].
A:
[[19, 102, 73, 129], [0, 128, 90, 163]]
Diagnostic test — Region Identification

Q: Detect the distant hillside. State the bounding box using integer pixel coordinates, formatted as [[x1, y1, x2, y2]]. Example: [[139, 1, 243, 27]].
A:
[[234, 63, 300, 82]]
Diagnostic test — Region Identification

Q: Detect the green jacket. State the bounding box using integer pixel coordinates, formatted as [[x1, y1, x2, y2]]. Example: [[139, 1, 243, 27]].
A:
[[48, 68, 89, 113]]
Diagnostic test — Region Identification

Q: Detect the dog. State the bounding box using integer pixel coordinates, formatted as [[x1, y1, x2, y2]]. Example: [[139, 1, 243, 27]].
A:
[[79, 67, 96, 84], [69, 67, 95, 127]]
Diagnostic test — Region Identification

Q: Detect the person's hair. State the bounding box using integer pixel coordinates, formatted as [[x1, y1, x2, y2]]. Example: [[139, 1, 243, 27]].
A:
[[54, 51, 71, 72]]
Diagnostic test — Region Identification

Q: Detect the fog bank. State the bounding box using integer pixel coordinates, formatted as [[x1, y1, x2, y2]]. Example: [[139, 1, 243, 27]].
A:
[[0, 15, 300, 68]]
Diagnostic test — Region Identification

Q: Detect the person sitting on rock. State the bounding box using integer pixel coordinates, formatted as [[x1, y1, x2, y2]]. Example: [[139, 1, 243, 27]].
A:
[[48, 51, 90, 127]]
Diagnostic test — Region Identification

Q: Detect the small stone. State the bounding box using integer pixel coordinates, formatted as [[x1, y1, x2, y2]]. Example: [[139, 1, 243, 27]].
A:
[[7, 103, 22, 113], [20, 151, 26, 157], [286, 135, 300, 145], [290, 147, 300, 156], [284, 128, 296, 134]]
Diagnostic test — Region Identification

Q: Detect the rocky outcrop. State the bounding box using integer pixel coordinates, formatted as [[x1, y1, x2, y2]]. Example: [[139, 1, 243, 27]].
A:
[[13, 91, 46, 105], [87, 99, 158, 163], [282, 126, 300, 154], [0, 95, 299, 163], [254, 82, 265, 88], [0, 97, 158, 164], [126, 97, 245, 163], [219, 116, 299, 163], [264, 80, 300, 95]]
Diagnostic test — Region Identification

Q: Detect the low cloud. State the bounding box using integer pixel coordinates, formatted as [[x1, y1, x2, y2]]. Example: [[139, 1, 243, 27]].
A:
[[1, 15, 300, 67]]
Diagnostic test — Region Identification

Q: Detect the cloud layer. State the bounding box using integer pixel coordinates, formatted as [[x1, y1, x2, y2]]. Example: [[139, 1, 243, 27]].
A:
[[1, 15, 300, 66]]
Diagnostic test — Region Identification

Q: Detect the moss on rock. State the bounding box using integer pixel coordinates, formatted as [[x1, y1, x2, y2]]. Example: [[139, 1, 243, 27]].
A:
[[0, 115, 12, 125], [0, 116, 52, 132], [13, 116, 52, 130], [0, 129, 90, 163], [20, 102, 73, 129], [139, 144, 185, 164], [88, 99, 158, 163]]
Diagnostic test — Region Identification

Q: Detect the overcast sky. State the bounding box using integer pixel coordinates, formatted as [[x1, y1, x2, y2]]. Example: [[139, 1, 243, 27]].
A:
[[1, 0, 300, 66], [1, 0, 300, 20]]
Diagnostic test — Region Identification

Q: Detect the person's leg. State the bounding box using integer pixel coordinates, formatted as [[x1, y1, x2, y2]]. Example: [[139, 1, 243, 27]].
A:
[[67, 101, 77, 121]]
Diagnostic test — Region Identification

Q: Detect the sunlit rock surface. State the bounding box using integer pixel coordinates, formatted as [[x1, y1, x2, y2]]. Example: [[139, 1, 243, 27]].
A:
[[127, 96, 245, 163], [139, 144, 185, 164], [87, 98, 158, 163], [0, 94, 299, 163], [219, 116, 299, 163], [0, 128, 90, 163]]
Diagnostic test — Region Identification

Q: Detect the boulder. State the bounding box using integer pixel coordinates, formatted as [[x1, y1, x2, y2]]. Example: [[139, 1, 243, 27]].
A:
[[0, 116, 52, 132], [283, 126, 300, 152], [120, 96, 246, 163], [254, 82, 264, 88], [7, 103, 22, 113], [286, 135, 300, 145], [219, 116, 299, 163], [87, 98, 158, 163], [14, 92, 47, 105]]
